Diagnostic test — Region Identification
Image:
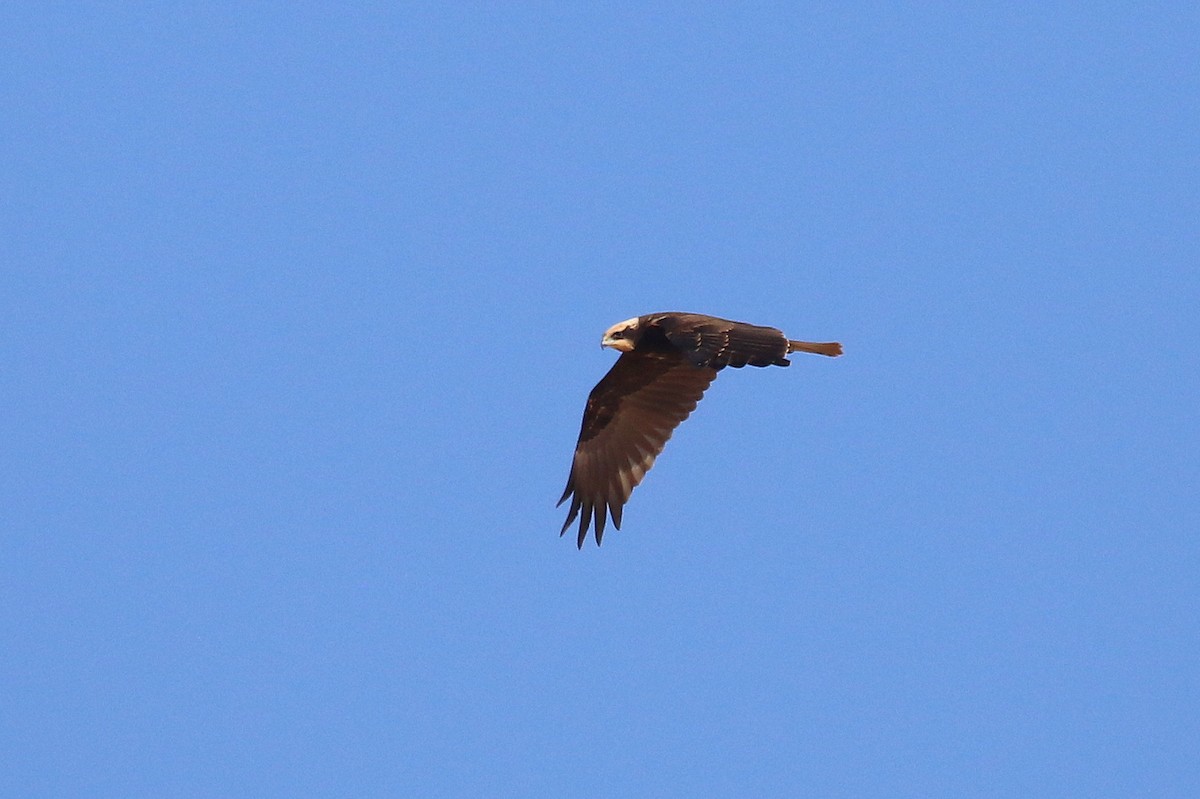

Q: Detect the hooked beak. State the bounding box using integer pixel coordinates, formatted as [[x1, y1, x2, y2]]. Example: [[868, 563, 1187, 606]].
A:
[[601, 335, 634, 352]]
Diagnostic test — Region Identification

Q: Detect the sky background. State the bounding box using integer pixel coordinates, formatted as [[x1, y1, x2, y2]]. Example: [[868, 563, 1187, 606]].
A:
[[3, 3, 1198, 797]]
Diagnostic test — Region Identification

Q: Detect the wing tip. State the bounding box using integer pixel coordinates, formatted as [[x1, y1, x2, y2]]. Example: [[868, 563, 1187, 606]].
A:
[[556, 474, 574, 507], [560, 496, 623, 548]]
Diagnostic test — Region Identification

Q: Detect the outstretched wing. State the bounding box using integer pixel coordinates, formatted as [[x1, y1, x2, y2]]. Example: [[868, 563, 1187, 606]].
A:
[[558, 350, 717, 547], [654, 313, 792, 368]]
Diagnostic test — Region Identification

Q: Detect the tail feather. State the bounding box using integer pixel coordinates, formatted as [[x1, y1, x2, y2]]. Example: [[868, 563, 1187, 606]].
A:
[[788, 339, 843, 357]]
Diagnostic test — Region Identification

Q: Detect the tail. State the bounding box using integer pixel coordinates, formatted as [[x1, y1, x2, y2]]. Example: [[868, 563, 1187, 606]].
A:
[[787, 339, 843, 357]]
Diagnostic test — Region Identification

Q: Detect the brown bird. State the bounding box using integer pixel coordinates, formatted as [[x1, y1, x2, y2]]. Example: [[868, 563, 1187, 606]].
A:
[[558, 312, 842, 547]]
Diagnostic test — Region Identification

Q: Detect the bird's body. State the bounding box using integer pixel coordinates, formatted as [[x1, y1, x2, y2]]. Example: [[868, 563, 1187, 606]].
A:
[[559, 312, 842, 547]]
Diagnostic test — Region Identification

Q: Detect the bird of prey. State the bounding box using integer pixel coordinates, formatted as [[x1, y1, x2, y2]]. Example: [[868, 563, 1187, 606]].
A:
[[558, 312, 842, 547]]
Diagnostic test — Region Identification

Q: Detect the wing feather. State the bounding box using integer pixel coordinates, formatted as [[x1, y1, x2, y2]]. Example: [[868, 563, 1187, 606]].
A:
[[558, 350, 716, 547], [657, 313, 792, 368]]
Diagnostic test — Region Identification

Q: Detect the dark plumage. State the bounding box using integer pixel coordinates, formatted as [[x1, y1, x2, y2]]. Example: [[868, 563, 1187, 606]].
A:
[[558, 312, 842, 547]]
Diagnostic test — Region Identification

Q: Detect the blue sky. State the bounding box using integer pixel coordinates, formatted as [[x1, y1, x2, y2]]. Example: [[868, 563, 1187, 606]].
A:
[[3, 3, 1197, 796]]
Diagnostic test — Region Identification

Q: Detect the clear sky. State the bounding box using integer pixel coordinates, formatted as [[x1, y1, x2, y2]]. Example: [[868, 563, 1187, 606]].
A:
[[3, 4, 1197, 797]]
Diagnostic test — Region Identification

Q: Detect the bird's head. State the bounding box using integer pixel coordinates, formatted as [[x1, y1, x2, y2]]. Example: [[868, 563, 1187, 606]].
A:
[[601, 317, 641, 352]]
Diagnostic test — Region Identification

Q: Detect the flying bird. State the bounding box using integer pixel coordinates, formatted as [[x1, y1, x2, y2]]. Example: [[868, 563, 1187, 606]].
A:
[[558, 312, 842, 547]]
